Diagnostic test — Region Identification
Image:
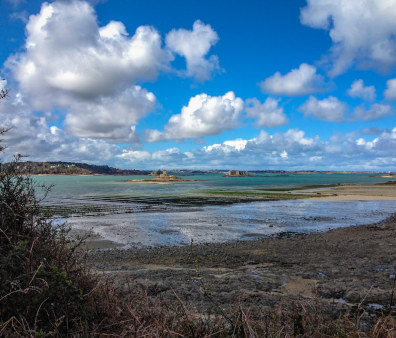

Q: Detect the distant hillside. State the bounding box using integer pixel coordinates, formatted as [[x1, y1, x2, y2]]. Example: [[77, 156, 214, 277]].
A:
[[14, 161, 150, 176]]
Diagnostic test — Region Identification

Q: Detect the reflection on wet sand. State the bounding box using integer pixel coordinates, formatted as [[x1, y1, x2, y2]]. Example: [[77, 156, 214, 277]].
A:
[[66, 199, 396, 249]]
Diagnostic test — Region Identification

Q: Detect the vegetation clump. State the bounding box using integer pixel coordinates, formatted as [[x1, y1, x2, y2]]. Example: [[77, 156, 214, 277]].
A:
[[0, 143, 95, 334]]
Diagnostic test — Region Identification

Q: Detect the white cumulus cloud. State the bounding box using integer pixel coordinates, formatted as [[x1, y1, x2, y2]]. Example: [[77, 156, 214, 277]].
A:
[[351, 104, 394, 121], [203, 138, 248, 153], [5, 0, 171, 142], [6, 1, 224, 142], [245, 97, 289, 128], [347, 79, 376, 101], [8, 1, 169, 107], [384, 78, 396, 100], [146, 91, 244, 142], [280, 150, 288, 159], [64, 86, 155, 142], [299, 96, 348, 122], [301, 0, 396, 76], [260, 63, 325, 96], [0, 91, 119, 162], [166, 20, 220, 81]]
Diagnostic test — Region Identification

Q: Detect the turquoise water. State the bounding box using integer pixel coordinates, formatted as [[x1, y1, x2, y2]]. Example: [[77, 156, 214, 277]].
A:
[[35, 172, 395, 201]]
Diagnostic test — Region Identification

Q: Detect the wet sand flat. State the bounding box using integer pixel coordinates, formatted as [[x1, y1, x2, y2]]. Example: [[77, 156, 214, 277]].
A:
[[64, 183, 396, 248]]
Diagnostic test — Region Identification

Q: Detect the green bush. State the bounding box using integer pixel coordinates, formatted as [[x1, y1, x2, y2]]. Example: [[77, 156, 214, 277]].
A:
[[0, 149, 96, 335]]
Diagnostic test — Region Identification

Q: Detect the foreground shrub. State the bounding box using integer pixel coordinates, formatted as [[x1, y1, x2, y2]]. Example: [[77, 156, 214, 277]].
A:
[[0, 154, 96, 335]]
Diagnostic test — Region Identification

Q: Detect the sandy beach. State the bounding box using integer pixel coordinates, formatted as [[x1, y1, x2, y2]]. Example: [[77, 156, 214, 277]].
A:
[[309, 182, 396, 201]]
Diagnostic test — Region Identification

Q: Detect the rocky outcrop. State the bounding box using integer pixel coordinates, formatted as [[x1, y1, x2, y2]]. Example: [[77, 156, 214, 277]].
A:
[[128, 169, 197, 184], [226, 170, 249, 177], [149, 169, 163, 176]]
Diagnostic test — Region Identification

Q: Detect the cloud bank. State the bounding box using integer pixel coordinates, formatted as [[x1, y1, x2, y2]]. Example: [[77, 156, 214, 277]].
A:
[[0, 92, 119, 163], [299, 96, 394, 122], [120, 127, 396, 170]]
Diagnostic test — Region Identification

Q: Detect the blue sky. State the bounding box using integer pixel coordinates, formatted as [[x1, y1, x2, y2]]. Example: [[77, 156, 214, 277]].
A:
[[1, 0, 396, 170]]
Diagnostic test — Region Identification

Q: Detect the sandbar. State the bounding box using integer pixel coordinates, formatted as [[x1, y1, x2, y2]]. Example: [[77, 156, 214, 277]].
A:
[[125, 177, 199, 184]]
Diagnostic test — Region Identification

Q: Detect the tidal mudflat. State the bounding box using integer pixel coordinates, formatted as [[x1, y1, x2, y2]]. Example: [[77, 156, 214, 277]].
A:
[[65, 199, 396, 249]]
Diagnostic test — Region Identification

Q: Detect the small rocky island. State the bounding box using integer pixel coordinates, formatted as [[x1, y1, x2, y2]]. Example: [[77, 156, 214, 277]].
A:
[[226, 170, 249, 177], [127, 170, 197, 184]]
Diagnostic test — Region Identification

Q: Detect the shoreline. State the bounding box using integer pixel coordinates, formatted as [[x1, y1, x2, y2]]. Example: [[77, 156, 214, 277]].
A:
[[33, 174, 105, 176]]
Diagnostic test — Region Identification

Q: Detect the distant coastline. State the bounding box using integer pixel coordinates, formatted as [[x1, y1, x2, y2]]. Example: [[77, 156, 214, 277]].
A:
[[33, 173, 105, 177], [12, 161, 396, 177], [13, 161, 150, 176]]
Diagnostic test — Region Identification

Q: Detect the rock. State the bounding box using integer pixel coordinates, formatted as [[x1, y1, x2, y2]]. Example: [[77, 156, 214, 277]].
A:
[[149, 169, 163, 176], [226, 170, 249, 177]]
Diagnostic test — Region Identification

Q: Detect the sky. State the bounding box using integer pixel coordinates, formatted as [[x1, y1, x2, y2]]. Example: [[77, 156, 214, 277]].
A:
[[0, 0, 396, 171]]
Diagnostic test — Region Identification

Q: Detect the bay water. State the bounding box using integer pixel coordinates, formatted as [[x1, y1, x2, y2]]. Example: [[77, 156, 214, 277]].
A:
[[35, 173, 396, 248]]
